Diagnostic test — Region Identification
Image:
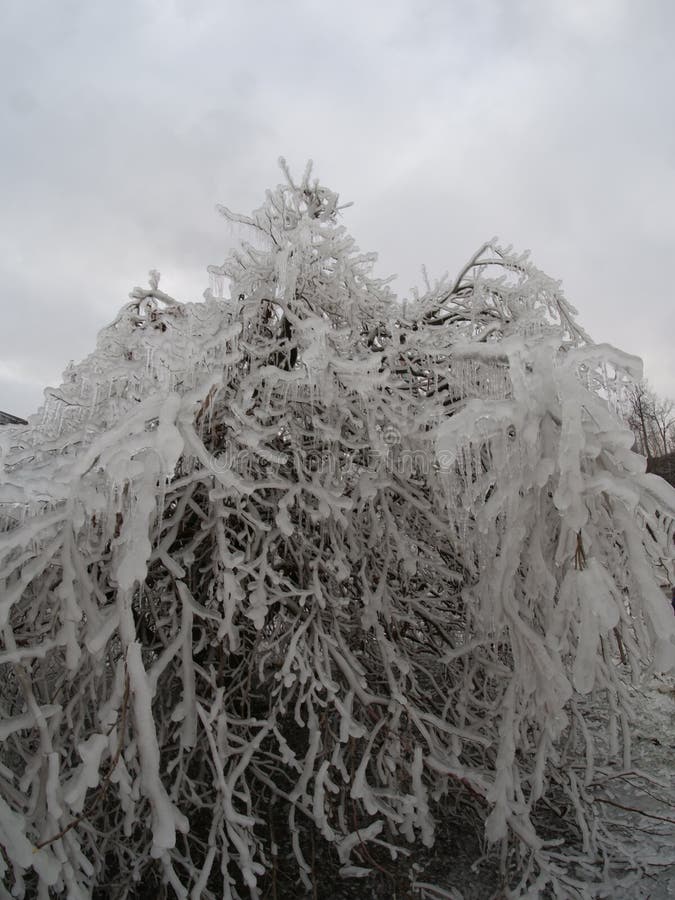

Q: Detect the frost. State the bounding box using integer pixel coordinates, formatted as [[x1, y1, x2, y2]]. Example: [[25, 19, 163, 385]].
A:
[[126, 642, 189, 853], [63, 733, 108, 813]]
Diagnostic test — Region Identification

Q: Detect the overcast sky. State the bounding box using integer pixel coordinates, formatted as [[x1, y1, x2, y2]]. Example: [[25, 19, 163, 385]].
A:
[[1, 0, 674, 416]]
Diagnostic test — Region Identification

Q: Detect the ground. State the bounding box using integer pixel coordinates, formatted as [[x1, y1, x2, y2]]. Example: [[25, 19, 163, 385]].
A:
[[609, 674, 675, 900], [331, 673, 675, 900]]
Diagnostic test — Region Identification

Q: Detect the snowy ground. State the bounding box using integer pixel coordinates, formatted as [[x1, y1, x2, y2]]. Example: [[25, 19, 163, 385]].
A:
[[404, 674, 675, 900], [605, 675, 675, 900]]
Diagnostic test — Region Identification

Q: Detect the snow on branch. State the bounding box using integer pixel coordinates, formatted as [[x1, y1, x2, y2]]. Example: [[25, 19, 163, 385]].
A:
[[0, 162, 673, 898]]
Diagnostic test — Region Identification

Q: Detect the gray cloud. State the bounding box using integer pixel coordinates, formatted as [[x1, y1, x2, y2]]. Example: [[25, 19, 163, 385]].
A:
[[1, 0, 673, 417]]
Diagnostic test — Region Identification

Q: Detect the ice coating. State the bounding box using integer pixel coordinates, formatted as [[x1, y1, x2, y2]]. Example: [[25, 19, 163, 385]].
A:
[[0, 164, 673, 898]]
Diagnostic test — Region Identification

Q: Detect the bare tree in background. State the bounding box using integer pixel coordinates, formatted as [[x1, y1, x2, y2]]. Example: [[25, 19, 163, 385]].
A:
[[625, 381, 675, 459], [652, 393, 675, 456]]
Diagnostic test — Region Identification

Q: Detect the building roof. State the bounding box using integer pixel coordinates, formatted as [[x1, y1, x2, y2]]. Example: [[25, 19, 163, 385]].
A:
[[0, 410, 28, 426]]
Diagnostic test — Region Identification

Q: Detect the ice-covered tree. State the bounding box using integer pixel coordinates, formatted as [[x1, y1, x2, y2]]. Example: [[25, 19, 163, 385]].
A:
[[1, 162, 674, 899]]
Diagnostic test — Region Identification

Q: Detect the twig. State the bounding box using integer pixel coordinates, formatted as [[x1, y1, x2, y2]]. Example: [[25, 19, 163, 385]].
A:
[[35, 668, 130, 850], [593, 796, 675, 825], [574, 531, 587, 571]]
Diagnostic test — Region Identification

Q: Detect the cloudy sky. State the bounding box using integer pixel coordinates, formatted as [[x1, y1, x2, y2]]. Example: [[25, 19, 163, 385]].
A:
[[1, 0, 674, 416]]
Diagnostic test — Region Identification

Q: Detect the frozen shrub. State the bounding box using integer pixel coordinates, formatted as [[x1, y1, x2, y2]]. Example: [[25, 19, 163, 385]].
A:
[[1, 162, 673, 898]]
